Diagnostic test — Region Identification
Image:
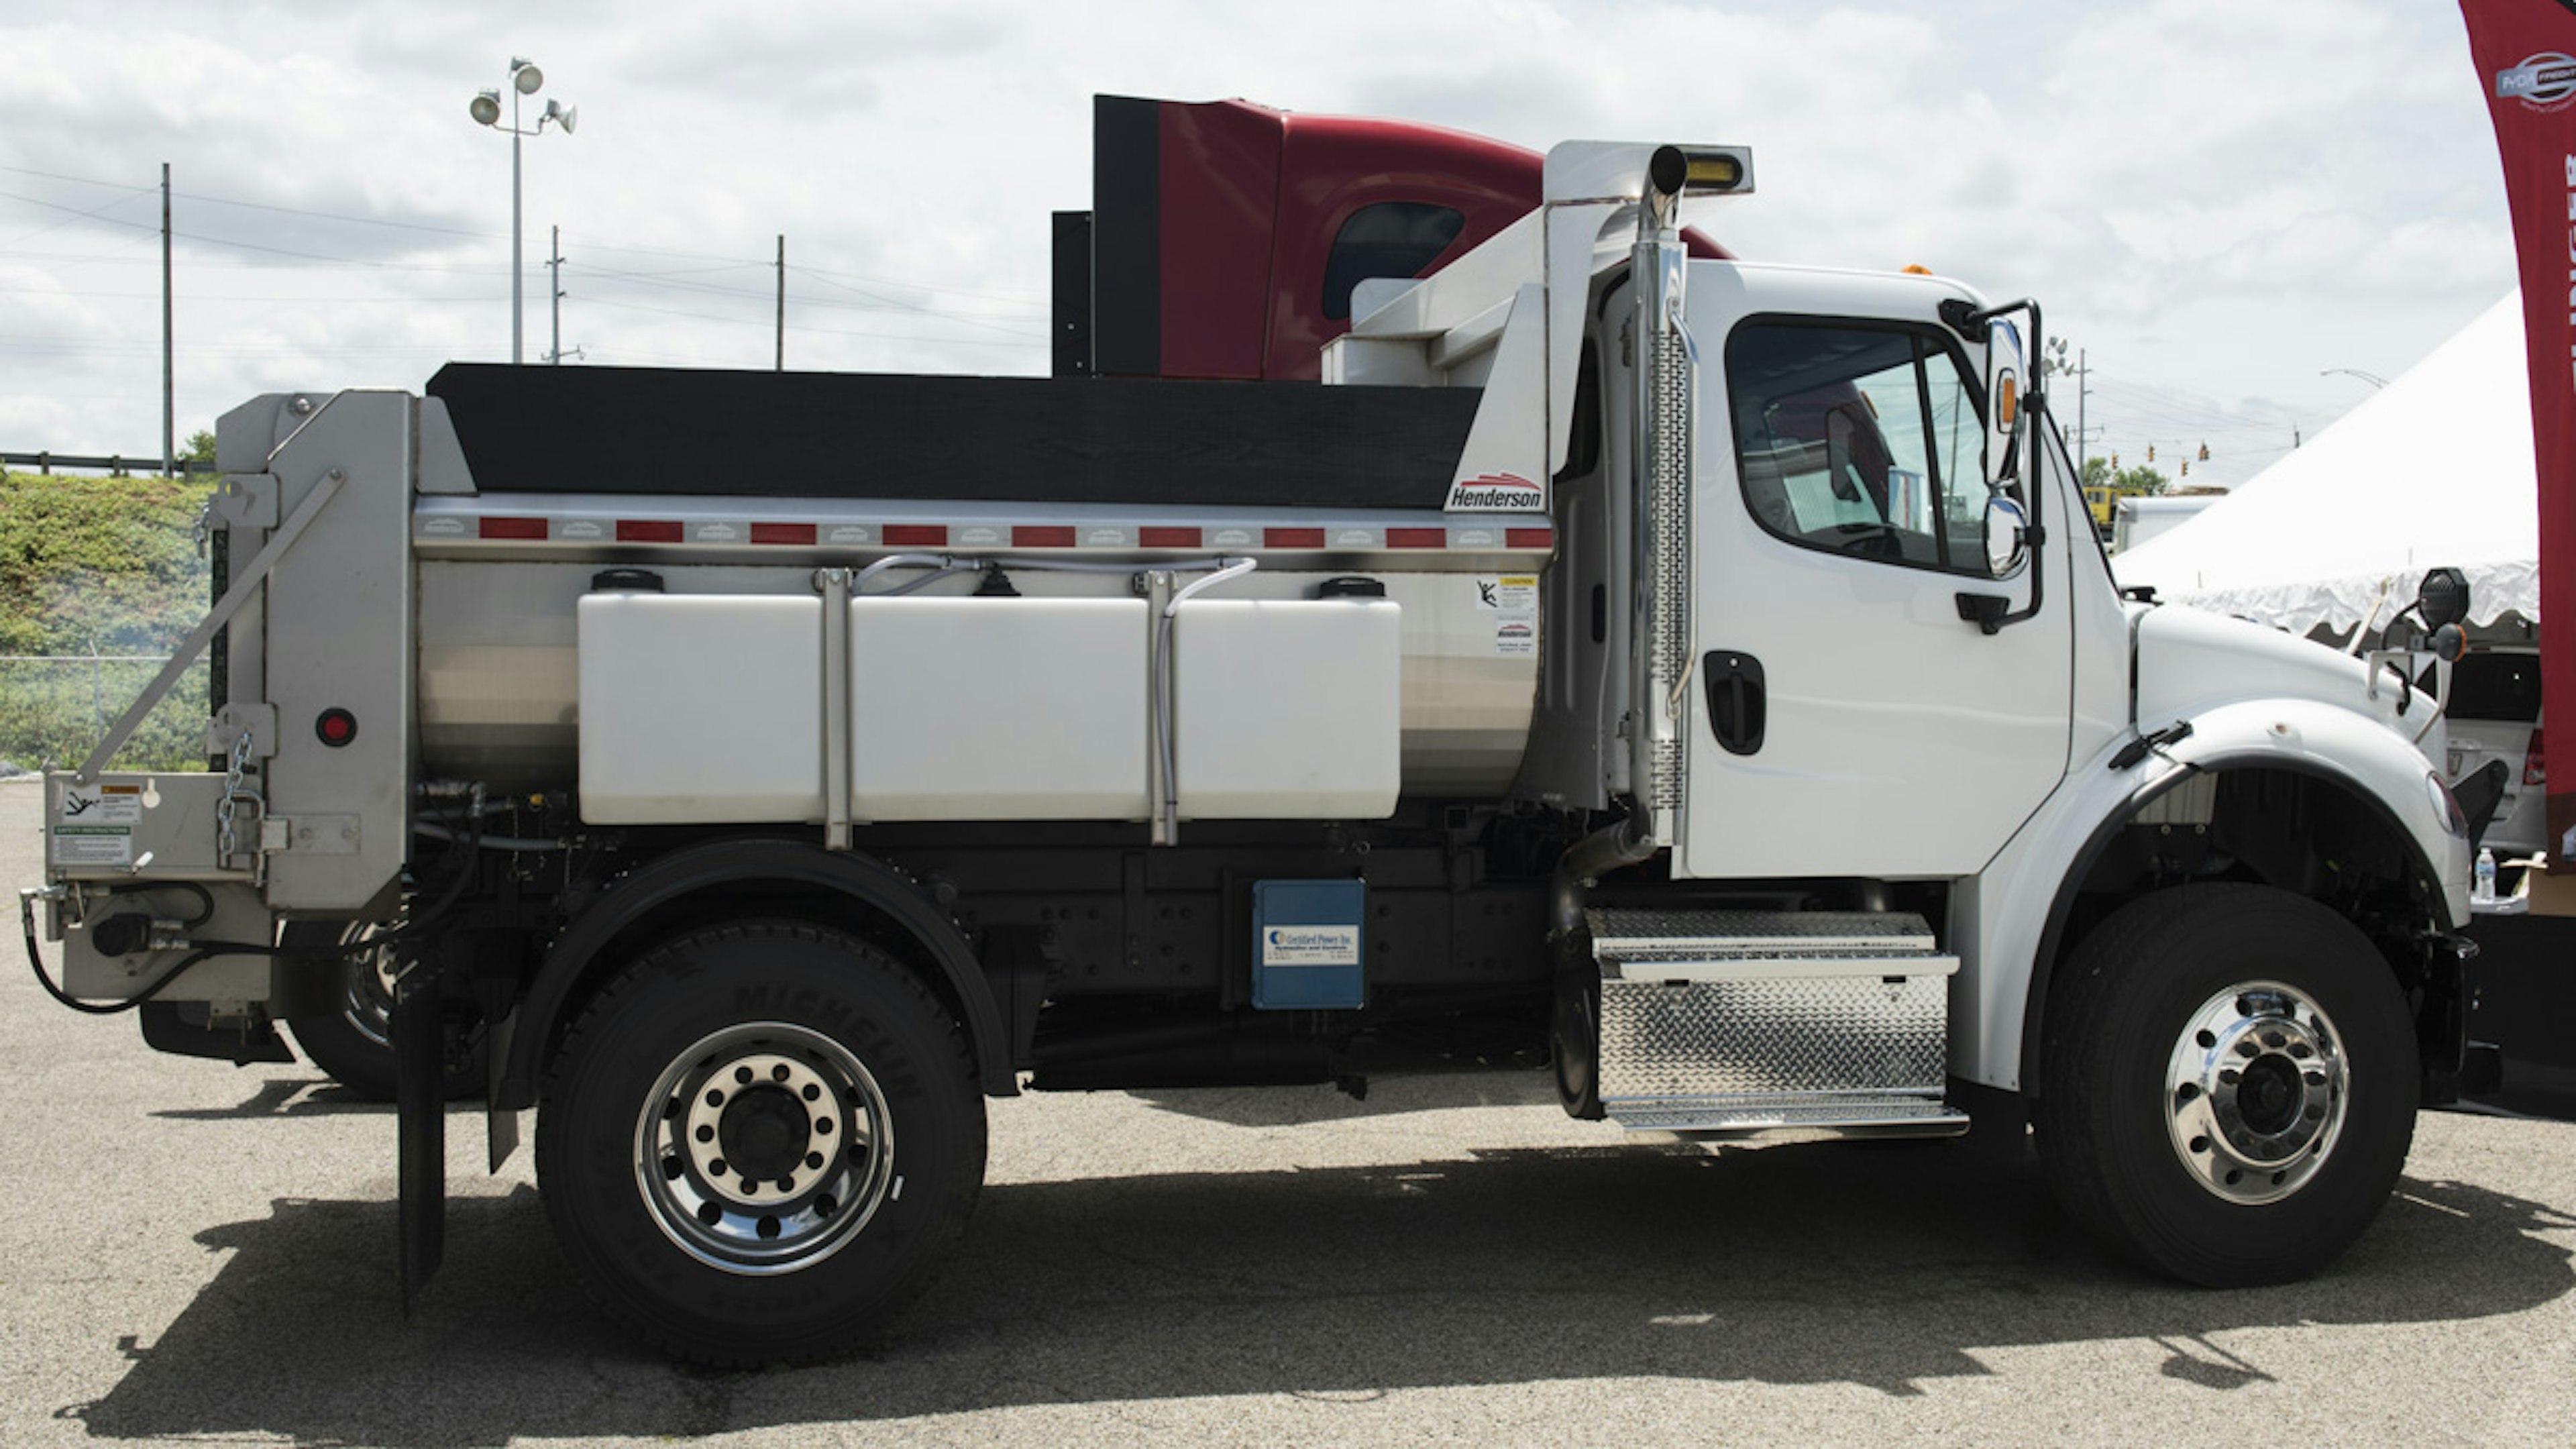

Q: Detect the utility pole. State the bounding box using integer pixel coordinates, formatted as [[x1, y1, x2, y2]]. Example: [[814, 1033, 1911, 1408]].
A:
[[549, 224, 564, 365], [512, 113, 523, 364], [2074, 347, 2090, 476], [2043, 338, 2092, 475], [161, 163, 173, 477], [775, 234, 786, 372]]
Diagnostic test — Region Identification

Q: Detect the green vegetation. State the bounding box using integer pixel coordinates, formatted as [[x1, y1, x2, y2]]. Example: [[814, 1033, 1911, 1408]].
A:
[[0, 466, 217, 773], [2080, 456, 2171, 496]]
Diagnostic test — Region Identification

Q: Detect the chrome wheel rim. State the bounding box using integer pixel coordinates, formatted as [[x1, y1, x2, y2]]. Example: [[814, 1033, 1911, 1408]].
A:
[[633, 1022, 895, 1275], [339, 932, 400, 1049], [2165, 980, 2347, 1205]]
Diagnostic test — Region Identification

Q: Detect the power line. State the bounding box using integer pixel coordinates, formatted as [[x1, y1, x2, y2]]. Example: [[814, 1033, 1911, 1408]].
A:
[[0, 163, 1049, 319], [577, 294, 1044, 348], [565, 259, 1044, 330]]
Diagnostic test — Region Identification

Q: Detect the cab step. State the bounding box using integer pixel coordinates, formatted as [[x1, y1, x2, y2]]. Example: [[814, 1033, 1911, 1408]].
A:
[[1588, 909, 1966, 1138]]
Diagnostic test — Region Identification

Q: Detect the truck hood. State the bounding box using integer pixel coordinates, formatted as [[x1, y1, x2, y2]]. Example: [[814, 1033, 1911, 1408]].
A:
[[2131, 604, 2439, 764]]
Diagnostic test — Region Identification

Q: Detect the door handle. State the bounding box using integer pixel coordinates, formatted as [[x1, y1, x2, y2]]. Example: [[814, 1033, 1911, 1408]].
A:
[[1955, 592, 2011, 634], [1702, 650, 1766, 756]]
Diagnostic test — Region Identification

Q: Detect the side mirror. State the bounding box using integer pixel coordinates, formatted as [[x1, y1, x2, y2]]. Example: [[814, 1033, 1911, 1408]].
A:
[[1983, 317, 2025, 486], [2417, 566, 2470, 631], [1983, 494, 2029, 579]]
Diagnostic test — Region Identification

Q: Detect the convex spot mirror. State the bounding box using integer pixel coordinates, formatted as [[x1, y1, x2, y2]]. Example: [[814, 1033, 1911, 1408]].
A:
[[1983, 494, 2029, 579], [1983, 317, 2025, 486], [2416, 566, 2471, 631]]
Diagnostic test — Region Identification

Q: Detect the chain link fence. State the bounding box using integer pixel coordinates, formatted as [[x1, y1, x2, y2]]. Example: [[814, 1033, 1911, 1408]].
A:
[[0, 653, 211, 778], [0, 469, 219, 778]]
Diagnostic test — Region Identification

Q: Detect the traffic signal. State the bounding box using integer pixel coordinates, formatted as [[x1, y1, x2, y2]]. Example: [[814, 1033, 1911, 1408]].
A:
[[2111, 453, 2120, 468], [2180, 460, 2190, 477], [2147, 443, 2156, 462], [2198, 442, 2209, 462]]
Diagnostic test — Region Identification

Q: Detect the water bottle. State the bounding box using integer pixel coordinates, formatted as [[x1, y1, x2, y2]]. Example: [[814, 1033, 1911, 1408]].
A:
[[2474, 847, 2497, 904]]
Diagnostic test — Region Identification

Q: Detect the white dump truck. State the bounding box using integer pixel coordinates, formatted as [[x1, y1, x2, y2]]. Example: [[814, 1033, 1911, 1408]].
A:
[[24, 134, 2482, 1366]]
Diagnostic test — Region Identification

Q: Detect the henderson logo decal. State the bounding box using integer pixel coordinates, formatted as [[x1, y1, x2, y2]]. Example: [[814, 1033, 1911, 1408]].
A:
[[2499, 52, 2576, 110], [1444, 472, 1544, 513]]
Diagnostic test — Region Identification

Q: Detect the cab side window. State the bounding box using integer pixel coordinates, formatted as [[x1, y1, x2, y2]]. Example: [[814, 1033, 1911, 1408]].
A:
[[1322, 203, 1466, 321], [1727, 321, 1986, 574]]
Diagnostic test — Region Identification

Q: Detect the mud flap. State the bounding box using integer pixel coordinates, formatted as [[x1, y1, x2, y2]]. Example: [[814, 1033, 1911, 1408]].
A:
[[395, 963, 445, 1311], [2461, 914, 2576, 1119], [138, 1000, 296, 1065]]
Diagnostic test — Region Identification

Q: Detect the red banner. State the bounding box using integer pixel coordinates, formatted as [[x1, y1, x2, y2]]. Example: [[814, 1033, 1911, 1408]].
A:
[[2461, 0, 2576, 875]]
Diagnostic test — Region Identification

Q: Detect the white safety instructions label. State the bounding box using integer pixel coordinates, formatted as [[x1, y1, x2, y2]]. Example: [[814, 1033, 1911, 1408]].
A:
[[60, 783, 143, 824], [52, 826, 132, 867], [52, 784, 140, 867], [1261, 924, 1360, 968], [1474, 575, 1538, 657]]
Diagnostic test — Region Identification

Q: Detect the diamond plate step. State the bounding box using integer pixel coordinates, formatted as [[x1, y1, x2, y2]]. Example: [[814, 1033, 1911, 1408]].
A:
[[1589, 908, 1937, 968], [1590, 909, 1951, 984], [1606, 1095, 1968, 1137], [1589, 910, 1957, 1120]]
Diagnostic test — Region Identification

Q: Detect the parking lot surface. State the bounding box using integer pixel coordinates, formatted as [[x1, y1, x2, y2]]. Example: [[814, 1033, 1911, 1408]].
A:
[[5, 777, 2573, 1446]]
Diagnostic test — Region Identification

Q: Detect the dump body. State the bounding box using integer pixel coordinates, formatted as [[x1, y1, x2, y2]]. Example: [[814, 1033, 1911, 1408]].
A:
[[411, 364, 1551, 798]]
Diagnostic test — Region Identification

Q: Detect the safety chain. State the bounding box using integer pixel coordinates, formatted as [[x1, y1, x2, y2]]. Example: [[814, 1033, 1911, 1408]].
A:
[[215, 730, 258, 863]]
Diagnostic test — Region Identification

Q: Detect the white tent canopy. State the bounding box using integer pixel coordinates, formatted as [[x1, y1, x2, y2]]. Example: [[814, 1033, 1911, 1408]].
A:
[[2111, 293, 2537, 635]]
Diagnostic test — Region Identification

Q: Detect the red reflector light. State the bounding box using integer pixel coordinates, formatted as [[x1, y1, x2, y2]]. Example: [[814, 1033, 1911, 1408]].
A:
[[315, 708, 358, 747], [1264, 527, 1327, 549], [2528, 728, 2546, 788], [478, 517, 547, 540], [1140, 526, 1202, 548], [1013, 525, 1077, 547], [1387, 527, 1446, 549], [882, 524, 947, 547], [1506, 527, 1554, 549], [616, 520, 684, 543], [751, 523, 816, 545]]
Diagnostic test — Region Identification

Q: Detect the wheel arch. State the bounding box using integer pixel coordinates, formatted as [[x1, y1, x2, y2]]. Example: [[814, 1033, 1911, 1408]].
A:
[[2019, 749, 2460, 1100], [494, 837, 1014, 1110]]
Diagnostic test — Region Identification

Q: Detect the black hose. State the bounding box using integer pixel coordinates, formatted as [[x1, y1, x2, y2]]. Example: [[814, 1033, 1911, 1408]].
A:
[[103, 878, 215, 928], [21, 910, 214, 1016]]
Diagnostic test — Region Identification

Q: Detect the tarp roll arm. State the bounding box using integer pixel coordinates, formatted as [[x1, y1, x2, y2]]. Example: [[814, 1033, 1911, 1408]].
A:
[[74, 467, 348, 784]]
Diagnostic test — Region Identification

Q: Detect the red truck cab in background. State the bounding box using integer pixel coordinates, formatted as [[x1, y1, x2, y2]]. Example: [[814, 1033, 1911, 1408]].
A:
[[1056, 95, 1724, 383]]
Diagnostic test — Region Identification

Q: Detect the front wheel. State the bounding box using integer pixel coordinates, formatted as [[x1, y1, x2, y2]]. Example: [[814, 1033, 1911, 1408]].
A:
[[536, 921, 985, 1366], [2033, 884, 2418, 1285]]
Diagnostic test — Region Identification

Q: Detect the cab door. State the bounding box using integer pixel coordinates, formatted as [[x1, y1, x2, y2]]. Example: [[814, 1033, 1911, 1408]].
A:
[[1674, 269, 2072, 880]]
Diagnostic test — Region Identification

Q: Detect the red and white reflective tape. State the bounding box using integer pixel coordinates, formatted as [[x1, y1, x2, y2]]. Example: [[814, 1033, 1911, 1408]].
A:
[[421, 510, 1554, 555]]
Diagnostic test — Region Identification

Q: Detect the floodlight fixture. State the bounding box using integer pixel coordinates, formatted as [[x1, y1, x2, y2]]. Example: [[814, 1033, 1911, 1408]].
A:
[[469, 58, 576, 364]]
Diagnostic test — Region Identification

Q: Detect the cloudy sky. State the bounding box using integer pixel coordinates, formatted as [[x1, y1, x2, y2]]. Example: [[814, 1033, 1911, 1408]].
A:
[[0, 1, 2518, 490]]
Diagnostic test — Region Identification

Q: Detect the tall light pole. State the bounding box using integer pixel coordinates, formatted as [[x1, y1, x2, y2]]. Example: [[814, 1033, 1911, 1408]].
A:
[[469, 58, 576, 365]]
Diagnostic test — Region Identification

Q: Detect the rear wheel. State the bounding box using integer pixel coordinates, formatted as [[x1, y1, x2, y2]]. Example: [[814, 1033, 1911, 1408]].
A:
[[2033, 884, 2418, 1285], [283, 918, 485, 1101], [536, 920, 985, 1366]]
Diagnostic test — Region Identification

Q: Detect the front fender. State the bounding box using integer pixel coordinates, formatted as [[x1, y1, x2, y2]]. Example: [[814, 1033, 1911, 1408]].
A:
[[1958, 697, 2469, 1093]]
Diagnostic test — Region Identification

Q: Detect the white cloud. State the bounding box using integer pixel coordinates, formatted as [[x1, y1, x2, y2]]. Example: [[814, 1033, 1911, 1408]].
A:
[[0, 0, 2518, 478]]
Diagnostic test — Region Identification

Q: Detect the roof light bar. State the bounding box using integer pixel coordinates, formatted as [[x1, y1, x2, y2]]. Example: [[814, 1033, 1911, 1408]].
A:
[[1645, 145, 1756, 204]]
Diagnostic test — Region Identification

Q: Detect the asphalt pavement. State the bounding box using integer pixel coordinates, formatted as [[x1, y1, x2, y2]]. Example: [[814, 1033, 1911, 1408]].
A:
[[5, 775, 2573, 1446]]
